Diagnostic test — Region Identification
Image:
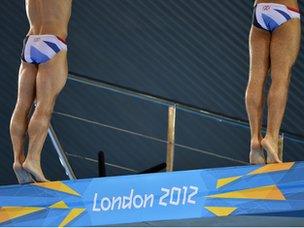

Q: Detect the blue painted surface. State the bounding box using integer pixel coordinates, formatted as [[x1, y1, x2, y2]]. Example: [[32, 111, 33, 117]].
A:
[[0, 162, 304, 226]]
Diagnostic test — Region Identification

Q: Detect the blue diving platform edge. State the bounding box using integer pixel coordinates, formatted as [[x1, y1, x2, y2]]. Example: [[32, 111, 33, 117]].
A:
[[0, 162, 304, 227]]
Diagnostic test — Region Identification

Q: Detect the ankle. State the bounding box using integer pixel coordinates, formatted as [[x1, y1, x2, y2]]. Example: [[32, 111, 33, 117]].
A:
[[13, 153, 26, 164], [264, 134, 279, 144], [19, 154, 26, 163], [251, 139, 262, 150], [24, 157, 41, 167], [25, 154, 41, 162], [13, 162, 22, 170]]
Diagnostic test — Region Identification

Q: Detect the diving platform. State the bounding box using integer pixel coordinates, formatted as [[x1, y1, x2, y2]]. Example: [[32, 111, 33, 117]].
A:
[[1, 162, 304, 227]]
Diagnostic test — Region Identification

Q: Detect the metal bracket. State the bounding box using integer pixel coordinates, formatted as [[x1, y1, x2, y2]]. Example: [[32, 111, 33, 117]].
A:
[[48, 124, 76, 180]]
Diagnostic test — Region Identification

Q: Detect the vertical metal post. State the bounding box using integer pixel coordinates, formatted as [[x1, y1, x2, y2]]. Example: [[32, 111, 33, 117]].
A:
[[48, 124, 76, 180], [166, 105, 176, 172]]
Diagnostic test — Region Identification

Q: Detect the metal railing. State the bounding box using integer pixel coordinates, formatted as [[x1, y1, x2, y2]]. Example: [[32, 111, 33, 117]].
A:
[[48, 73, 304, 180]]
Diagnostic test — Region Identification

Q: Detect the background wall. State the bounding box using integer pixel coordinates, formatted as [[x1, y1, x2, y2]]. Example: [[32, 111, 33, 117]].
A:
[[1, 0, 304, 185]]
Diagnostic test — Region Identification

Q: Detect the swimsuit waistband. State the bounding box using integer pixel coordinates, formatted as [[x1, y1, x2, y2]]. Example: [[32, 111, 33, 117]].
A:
[[256, 3, 300, 13], [26, 34, 67, 44]]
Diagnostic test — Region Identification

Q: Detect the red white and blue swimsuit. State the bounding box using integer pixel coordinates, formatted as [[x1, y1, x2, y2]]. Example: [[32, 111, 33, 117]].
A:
[[253, 3, 300, 32], [21, 35, 67, 64]]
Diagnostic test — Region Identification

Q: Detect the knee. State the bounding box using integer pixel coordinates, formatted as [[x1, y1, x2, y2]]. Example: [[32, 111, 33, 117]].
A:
[[11, 102, 31, 120], [10, 103, 31, 133], [270, 75, 291, 92], [271, 65, 293, 87], [34, 104, 53, 122], [28, 104, 53, 131], [268, 81, 290, 103]]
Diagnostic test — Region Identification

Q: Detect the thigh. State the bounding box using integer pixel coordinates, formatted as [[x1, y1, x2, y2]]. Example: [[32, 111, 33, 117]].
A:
[[249, 26, 271, 84], [36, 50, 68, 108], [270, 19, 301, 75], [16, 62, 37, 109]]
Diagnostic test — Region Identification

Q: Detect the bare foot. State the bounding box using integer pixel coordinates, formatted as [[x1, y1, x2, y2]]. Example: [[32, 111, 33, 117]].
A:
[[261, 137, 282, 164], [22, 159, 49, 182], [249, 149, 265, 164], [249, 138, 265, 164], [13, 162, 34, 184]]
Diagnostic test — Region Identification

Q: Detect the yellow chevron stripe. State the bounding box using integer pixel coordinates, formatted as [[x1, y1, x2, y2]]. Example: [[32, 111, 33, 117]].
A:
[[33, 181, 80, 196], [216, 176, 241, 188], [59, 208, 85, 227], [205, 206, 237, 216], [49, 201, 69, 209], [0, 206, 44, 223], [249, 162, 294, 175], [207, 185, 285, 200]]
